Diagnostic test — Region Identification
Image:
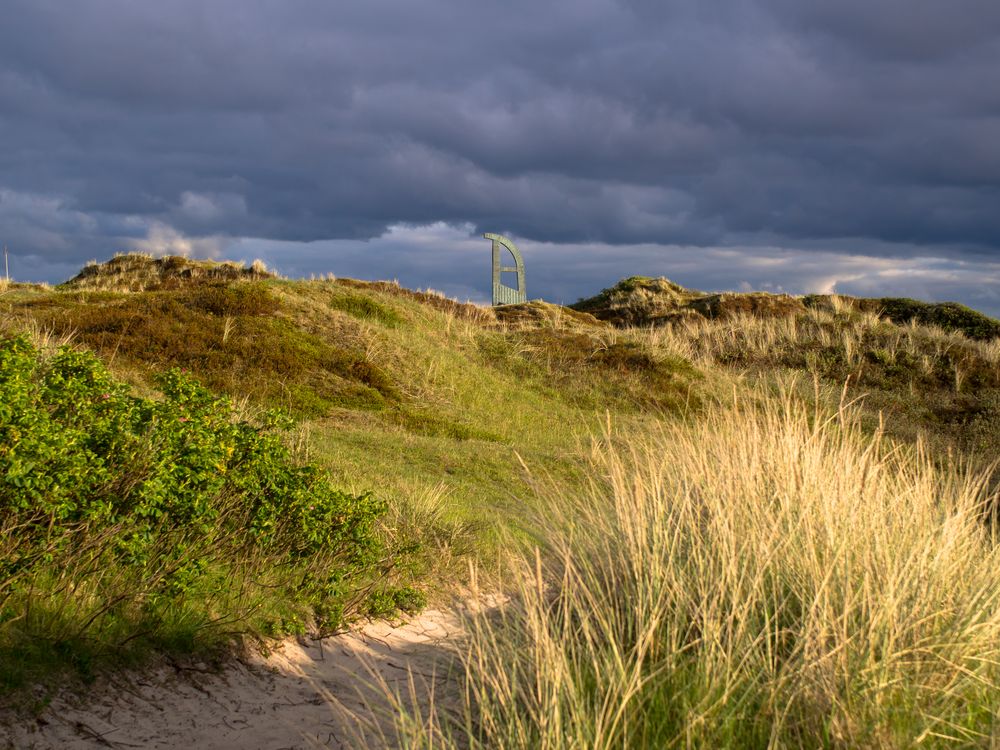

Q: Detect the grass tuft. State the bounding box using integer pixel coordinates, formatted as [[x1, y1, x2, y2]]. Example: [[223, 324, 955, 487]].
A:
[[391, 388, 1000, 748]]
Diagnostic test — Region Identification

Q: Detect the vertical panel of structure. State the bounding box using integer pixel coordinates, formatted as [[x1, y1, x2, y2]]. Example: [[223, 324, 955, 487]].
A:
[[485, 233, 527, 306], [492, 238, 502, 304]]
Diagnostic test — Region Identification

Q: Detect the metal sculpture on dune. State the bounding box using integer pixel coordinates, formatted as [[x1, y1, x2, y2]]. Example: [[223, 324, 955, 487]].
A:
[[484, 233, 526, 306]]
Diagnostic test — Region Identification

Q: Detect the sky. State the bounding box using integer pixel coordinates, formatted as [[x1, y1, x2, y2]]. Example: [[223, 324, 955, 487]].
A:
[[1, 1, 999, 314]]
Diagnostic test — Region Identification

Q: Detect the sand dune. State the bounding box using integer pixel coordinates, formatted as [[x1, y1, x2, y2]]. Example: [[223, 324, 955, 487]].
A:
[[3, 609, 464, 750]]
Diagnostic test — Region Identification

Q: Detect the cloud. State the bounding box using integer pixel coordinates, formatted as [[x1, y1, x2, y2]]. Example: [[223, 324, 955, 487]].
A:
[[0, 0, 997, 314], [131, 221, 231, 259], [177, 192, 247, 223]]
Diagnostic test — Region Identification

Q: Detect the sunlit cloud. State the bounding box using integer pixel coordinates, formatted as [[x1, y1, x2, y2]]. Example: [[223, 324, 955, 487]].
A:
[[130, 221, 232, 259]]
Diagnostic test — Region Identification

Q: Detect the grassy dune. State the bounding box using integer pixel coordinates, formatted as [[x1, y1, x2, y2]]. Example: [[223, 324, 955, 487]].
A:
[[2, 261, 708, 563], [393, 391, 1000, 748], [2, 255, 999, 744]]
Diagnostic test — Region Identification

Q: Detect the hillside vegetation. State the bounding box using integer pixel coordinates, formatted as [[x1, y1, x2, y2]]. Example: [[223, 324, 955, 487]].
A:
[[2, 257, 707, 530], [2, 254, 1000, 744], [573, 275, 1000, 461], [574, 274, 1000, 341], [397, 392, 1000, 747], [0, 336, 422, 692]]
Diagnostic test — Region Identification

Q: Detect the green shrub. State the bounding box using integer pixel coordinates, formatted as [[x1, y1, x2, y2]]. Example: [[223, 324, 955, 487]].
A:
[[0, 335, 417, 690], [363, 586, 427, 618]]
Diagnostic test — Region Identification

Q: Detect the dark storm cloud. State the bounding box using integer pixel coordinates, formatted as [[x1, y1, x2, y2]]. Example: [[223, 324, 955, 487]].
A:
[[0, 0, 998, 306]]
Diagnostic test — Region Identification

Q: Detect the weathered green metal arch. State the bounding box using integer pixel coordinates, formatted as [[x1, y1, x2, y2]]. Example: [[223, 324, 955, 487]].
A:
[[484, 233, 526, 305]]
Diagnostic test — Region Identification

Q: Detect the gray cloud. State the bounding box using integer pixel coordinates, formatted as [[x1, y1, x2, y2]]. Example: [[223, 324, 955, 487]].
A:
[[0, 0, 998, 312]]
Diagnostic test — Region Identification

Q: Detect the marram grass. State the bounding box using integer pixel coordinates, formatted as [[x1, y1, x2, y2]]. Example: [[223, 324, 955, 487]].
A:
[[389, 388, 1000, 748]]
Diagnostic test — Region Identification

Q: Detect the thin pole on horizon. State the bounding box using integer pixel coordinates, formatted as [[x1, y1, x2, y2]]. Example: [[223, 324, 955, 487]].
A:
[[3, 245, 7, 281]]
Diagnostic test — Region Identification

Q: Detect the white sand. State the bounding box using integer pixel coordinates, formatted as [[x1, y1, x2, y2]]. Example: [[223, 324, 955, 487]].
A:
[[1, 609, 466, 750]]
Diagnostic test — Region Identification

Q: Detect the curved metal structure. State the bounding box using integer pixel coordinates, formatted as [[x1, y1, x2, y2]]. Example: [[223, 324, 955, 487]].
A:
[[483, 233, 527, 305]]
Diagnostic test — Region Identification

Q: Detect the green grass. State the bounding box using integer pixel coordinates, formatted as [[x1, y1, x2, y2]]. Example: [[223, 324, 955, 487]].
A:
[[387, 391, 1000, 748], [0, 336, 421, 694], [2, 257, 999, 720], [328, 288, 403, 326]]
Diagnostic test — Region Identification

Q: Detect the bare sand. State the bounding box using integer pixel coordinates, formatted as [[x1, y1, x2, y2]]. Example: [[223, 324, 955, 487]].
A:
[[0, 609, 466, 750]]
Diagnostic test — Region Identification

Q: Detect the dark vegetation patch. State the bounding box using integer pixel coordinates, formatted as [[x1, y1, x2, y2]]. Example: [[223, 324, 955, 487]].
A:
[[687, 292, 805, 320], [328, 289, 403, 327], [187, 283, 281, 317], [493, 301, 608, 329], [335, 278, 493, 323], [0, 337, 420, 693], [862, 298, 999, 341], [387, 408, 507, 443], [801, 295, 1000, 340], [62, 254, 274, 293], [803, 295, 1000, 340], [478, 328, 702, 414], [11, 284, 397, 417]]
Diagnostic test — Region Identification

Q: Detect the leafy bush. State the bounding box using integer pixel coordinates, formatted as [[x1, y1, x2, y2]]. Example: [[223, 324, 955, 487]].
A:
[[0, 335, 416, 689]]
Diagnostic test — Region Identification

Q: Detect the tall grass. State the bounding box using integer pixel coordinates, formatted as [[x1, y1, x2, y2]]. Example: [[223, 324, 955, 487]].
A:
[[646, 306, 1000, 374], [394, 388, 1000, 748]]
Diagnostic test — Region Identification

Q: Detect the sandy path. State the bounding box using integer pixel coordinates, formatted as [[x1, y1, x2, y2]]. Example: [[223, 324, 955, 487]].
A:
[[1, 609, 465, 750]]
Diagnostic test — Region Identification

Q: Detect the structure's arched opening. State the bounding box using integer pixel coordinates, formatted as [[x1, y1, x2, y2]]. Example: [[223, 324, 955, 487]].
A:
[[484, 233, 527, 306]]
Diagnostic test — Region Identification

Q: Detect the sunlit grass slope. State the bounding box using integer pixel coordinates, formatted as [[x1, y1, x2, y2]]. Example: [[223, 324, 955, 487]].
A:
[[0, 336, 421, 694], [2, 254, 998, 720], [3, 257, 999, 563], [393, 390, 1000, 748], [1, 256, 708, 589]]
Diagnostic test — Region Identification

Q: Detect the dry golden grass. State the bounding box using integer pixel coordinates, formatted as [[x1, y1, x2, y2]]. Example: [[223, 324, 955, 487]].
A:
[[645, 305, 1000, 372], [0, 318, 75, 353], [0, 278, 50, 295], [387, 386, 1000, 748], [640, 307, 1000, 461], [62, 253, 274, 293]]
